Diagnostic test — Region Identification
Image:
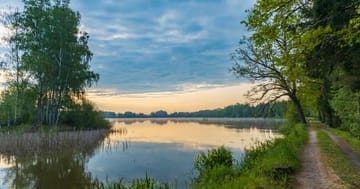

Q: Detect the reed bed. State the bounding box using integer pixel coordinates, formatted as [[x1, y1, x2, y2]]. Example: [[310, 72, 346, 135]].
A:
[[0, 129, 110, 157]]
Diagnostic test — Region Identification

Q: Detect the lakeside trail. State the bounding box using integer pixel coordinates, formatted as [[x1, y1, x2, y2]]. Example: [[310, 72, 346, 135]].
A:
[[319, 126, 360, 167], [295, 126, 342, 189]]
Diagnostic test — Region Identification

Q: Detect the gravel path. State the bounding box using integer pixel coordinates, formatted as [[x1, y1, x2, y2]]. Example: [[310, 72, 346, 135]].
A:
[[295, 127, 342, 189]]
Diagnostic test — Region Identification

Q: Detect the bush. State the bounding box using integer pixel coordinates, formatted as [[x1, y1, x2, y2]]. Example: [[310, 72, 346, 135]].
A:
[[60, 101, 111, 129], [330, 88, 360, 138], [194, 146, 235, 184], [194, 146, 233, 172]]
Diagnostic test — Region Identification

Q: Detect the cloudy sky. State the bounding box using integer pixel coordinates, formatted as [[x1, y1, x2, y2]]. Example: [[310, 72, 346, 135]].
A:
[[0, 0, 255, 113]]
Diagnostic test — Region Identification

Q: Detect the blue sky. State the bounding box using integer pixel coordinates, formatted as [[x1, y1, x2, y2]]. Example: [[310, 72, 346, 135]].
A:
[[0, 0, 255, 113]]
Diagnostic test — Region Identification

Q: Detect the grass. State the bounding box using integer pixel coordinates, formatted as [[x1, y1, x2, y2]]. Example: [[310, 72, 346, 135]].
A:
[[316, 129, 360, 188], [327, 127, 360, 154], [192, 123, 308, 189], [89, 175, 175, 189]]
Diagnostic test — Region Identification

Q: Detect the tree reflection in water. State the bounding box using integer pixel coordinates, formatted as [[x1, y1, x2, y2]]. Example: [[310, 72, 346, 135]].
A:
[[0, 130, 111, 189]]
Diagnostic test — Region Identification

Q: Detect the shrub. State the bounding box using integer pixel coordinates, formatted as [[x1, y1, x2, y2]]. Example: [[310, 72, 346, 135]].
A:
[[194, 146, 233, 172], [330, 88, 360, 138], [60, 101, 111, 129], [194, 146, 234, 184]]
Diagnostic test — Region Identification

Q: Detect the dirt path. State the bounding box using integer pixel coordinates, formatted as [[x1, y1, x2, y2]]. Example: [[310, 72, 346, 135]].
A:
[[295, 127, 342, 189], [319, 127, 360, 167]]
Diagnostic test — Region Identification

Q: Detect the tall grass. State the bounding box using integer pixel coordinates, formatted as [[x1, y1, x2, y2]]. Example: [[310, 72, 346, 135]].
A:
[[89, 175, 175, 189]]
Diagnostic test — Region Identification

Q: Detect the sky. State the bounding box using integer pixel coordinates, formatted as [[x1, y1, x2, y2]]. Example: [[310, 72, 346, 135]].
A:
[[0, 0, 256, 114]]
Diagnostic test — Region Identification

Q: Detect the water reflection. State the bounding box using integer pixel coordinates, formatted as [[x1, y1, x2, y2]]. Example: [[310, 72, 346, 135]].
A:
[[2, 151, 93, 189], [110, 118, 284, 130], [0, 130, 109, 189], [0, 118, 283, 188], [107, 118, 282, 151], [87, 118, 282, 188]]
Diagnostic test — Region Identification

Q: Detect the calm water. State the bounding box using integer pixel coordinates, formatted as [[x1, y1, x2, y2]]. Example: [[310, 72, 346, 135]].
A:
[[0, 118, 283, 188]]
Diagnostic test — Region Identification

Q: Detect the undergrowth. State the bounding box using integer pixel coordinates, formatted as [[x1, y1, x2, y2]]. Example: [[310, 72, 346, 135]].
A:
[[192, 123, 308, 189]]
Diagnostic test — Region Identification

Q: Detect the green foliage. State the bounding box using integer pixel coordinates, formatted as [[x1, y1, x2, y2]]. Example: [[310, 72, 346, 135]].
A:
[[0, 0, 105, 128], [194, 146, 236, 187], [193, 124, 308, 189], [330, 88, 360, 138], [285, 102, 299, 124], [2, 0, 99, 127], [0, 85, 36, 126], [232, 0, 311, 124], [194, 146, 233, 171], [60, 100, 111, 129], [305, 0, 360, 126], [241, 123, 307, 174], [90, 175, 173, 189]]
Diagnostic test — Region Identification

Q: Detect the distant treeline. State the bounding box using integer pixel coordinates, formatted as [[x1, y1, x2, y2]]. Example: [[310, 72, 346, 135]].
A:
[[102, 101, 288, 118]]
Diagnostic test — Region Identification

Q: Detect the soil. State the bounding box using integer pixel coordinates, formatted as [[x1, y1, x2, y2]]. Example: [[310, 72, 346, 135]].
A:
[[295, 127, 342, 189]]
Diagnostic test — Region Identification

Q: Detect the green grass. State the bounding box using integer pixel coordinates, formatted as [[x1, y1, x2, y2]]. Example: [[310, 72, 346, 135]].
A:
[[89, 175, 175, 189], [316, 129, 360, 188], [327, 127, 360, 154], [0, 124, 31, 133], [192, 123, 308, 189]]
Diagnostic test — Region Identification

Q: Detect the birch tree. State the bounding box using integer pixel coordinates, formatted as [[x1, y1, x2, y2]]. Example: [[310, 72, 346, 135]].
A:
[[9, 0, 98, 126]]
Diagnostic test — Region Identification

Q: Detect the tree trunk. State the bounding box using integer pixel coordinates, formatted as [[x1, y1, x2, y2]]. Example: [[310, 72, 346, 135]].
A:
[[14, 83, 18, 125], [13, 19, 20, 126], [35, 79, 44, 126], [291, 96, 307, 124], [7, 110, 10, 128]]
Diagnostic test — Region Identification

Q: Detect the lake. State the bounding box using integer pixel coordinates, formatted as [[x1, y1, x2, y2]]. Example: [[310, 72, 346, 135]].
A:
[[0, 118, 283, 189]]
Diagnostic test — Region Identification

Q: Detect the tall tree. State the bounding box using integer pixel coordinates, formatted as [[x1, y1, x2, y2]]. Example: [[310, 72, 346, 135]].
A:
[[9, 0, 99, 126], [1, 9, 23, 126], [232, 0, 315, 124]]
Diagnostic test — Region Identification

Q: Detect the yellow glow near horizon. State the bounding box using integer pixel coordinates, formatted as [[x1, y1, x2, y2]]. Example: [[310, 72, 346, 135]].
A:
[[108, 119, 281, 151], [87, 82, 255, 113]]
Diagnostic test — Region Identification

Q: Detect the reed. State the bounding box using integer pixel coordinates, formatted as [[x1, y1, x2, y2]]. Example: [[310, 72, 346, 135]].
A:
[[0, 129, 110, 157]]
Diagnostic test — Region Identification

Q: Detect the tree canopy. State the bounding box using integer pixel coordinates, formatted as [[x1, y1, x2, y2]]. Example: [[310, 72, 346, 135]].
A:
[[232, 0, 315, 124], [234, 0, 360, 137], [1, 0, 107, 128]]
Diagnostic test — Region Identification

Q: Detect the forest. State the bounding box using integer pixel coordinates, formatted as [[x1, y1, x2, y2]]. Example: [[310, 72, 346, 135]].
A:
[[104, 101, 288, 118]]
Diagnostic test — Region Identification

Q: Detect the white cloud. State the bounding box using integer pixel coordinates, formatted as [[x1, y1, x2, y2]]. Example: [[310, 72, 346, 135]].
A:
[[0, 0, 255, 100], [154, 29, 207, 43], [157, 10, 178, 29]]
